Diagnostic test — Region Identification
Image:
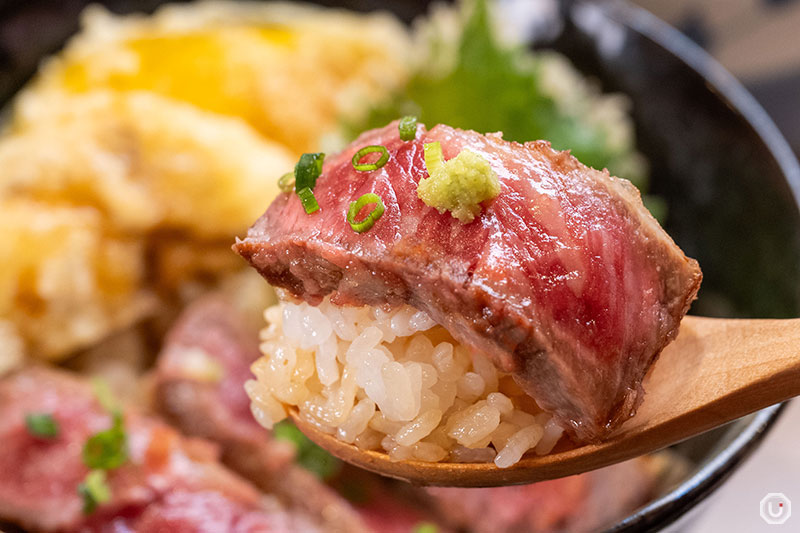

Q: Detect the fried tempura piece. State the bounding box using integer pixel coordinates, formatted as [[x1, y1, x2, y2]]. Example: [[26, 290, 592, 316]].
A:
[[0, 0, 412, 364], [0, 200, 153, 359], [21, 1, 411, 154], [5, 91, 294, 237], [0, 92, 294, 360]]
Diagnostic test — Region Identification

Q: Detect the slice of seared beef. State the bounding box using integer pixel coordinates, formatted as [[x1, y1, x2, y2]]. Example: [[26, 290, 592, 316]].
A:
[[154, 295, 450, 532], [0, 367, 320, 533], [235, 122, 701, 442], [153, 295, 371, 533], [426, 458, 656, 533]]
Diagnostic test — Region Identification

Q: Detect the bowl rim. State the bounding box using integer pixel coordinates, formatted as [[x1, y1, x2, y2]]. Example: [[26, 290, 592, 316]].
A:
[[598, 0, 800, 199], [609, 404, 785, 532], [584, 1, 800, 530]]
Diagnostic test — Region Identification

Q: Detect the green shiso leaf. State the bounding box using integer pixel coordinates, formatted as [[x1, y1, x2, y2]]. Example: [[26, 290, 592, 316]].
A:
[[346, 0, 647, 191]]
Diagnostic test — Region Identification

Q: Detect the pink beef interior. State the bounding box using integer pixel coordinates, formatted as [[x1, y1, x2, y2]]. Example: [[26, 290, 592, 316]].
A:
[[0, 368, 301, 532], [234, 122, 702, 442]]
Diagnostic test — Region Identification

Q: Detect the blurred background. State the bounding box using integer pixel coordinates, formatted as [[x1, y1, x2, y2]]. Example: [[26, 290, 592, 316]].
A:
[[634, 1, 800, 530], [634, 0, 800, 159], [1, 0, 798, 166]]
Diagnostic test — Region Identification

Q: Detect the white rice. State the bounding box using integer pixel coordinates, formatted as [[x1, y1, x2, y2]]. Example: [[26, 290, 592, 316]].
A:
[[246, 296, 565, 468]]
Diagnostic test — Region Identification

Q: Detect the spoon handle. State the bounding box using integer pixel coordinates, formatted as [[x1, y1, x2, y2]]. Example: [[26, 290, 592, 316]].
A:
[[622, 315, 800, 444], [289, 316, 800, 488]]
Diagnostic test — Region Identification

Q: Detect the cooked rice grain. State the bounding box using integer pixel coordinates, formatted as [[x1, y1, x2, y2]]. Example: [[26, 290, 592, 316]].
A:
[[247, 297, 564, 468]]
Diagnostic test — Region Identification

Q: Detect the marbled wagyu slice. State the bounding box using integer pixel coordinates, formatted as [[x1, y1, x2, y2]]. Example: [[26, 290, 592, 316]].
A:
[[235, 121, 702, 442]]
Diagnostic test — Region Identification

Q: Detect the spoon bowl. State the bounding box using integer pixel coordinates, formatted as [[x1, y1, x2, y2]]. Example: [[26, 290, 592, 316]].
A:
[[293, 315, 800, 486]]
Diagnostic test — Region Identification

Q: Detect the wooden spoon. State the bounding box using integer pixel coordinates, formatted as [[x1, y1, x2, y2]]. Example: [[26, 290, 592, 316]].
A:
[[291, 315, 800, 487]]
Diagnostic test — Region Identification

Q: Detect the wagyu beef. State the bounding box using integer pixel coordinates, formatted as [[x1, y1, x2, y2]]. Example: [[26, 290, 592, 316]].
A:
[[235, 122, 702, 442], [0, 367, 321, 532], [427, 458, 654, 533], [154, 295, 371, 533]]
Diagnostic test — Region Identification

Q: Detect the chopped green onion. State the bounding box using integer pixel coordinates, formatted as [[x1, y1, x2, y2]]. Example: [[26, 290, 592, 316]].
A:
[[25, 413, 59, 439], [78, 470, 111, 515], [347, 193, 385, 233], [278, 171, 295, 193], [294, 152, 325, 192], [83, 412, 128, 470], [398, 115, 418, 141], [91, 377, 119, 414], [412, 522, 439, 533], [297, 187, 320, 214], [351, 145, 390, 172], [78, 378, 127, 514], [423, 141, 444, 176]]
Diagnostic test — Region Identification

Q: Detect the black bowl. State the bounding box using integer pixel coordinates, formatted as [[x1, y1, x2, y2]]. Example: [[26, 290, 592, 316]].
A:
[[547, 2, 799, 530], [539, 2, 799, 530], [0, 0, 797, 531]]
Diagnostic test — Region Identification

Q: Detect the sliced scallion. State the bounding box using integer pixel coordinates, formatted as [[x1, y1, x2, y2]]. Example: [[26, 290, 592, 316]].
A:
[[78, 378, 127, 515], [278, 171, 295, 193], [294, 153, 325, 192], [83, 412, 127, 470], [398, 116, 418, 141], [25, 413, 59, 439], [351, 145, 389, 172], [78, 470, 111, 515], [347, 193, 385, 233], [423, 141, 444, 177], [412, 523, 439, 533], [297, 187, 320, 214], [91, 378, 119, 414]]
